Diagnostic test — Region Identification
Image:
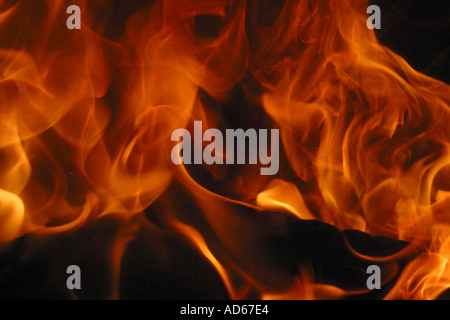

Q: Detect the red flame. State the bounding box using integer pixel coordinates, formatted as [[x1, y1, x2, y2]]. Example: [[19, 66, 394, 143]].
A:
[[0, 0, 449, 300]]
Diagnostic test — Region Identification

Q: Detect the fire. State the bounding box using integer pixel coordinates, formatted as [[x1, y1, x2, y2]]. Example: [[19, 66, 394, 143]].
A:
[[0, 188, 24, 242], [0, 0, 449, 300]]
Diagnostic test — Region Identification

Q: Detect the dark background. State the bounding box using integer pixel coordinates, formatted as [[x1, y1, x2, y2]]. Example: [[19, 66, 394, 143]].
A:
[[370, 0, 449, 84]]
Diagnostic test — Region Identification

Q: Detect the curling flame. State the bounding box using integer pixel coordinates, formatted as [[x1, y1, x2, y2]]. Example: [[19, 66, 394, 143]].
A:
[[262, 276, 347, 300], [1, 0, 450, 300], [257, 179, 315, 220]]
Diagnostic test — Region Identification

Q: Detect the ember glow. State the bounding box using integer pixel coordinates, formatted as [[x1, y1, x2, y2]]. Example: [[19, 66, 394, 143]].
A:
[[0, 0, 449, 300]]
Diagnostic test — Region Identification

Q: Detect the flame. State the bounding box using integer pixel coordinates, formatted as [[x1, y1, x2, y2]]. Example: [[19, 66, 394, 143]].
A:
[[261, 274, 348, 300], [0, 0, 449, 300], [256, 179, 316, 220], [0, 188, 24, 242]]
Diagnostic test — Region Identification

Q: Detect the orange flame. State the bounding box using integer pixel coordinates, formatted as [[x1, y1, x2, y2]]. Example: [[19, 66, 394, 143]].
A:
[[0, 0, 449, 300]]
